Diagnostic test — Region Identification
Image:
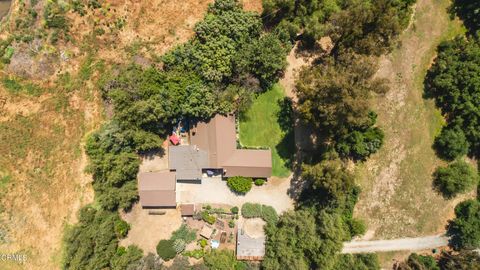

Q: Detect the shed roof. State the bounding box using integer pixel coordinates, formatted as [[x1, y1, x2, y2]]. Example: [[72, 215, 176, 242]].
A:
[[138, 171, 176, 191], [138, 171, 176, 207], [200, 225, 214, 239], [180, 204, 195, 216]]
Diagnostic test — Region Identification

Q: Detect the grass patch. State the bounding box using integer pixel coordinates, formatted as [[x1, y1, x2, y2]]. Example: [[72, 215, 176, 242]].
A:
[[2, 77, 46, 96], [239, 84, 294, 177]]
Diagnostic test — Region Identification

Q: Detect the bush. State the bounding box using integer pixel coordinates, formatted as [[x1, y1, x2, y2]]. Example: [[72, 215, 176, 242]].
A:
[[114, 219, 130, 238], [241, 203, 278, 224], [170, 224, 196, 244], [198, 238, 208, 248], [434, 126, 469, 161], [173, 239, 186, 253], [184, 249, 205, 259], [228, 220, 235, 228], [156, 239, 176, 261], [348, 219, 366, 237], [433, 160, 478, 199], [254, 179, 266, 186], [227, 176, 253, 194], [230, 206, 239, 214], [202, 211, 216, 225]]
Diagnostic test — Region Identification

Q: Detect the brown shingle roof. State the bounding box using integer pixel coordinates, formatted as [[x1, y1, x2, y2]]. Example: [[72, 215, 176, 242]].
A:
[[138, 171, 176, 207], [187, 114, 272, 178]]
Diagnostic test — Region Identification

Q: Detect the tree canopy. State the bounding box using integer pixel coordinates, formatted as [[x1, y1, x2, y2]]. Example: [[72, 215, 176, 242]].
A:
[[447, 199, 480, 250], [434, 126, 470, 161], [433, 160, 478, 199], [425, 36, 480, 157], [63, 207, 142, 270]]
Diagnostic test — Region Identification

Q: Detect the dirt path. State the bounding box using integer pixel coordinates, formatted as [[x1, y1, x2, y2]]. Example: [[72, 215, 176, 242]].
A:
[[342, 234, 448, 253], [353, 0, 468, 239]]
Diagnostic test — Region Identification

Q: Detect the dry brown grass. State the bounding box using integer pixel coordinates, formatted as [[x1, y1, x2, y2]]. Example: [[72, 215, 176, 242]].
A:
[[354, 0, 471, 242], [0, 0, 263, 269]]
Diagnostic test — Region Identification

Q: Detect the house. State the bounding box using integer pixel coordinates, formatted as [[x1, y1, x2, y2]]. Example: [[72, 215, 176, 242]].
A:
[[236, 229, 265, 261], [171, 114, 272, 180], [137, 114, 272, 208]]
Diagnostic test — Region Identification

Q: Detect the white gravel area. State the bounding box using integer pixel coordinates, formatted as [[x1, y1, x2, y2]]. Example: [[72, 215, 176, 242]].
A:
[[176, 176, 294, 213], [342, 234, 449, 253]]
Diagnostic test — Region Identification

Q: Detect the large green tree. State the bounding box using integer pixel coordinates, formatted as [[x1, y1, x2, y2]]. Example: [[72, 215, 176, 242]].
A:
[[433, 160, 478, 199], [425, 36, 480, 157], [63, 207, 141, 270], [263, 208, 348, 270], [434, 126, 470, 161], [450, 0, 480, 34], [447, 199, 480, 250]]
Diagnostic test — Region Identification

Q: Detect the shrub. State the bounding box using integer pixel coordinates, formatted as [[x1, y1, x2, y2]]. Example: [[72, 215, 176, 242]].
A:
[[433, 160, 478, 199], [230, 206, 239, 214], [228, 220, 235, 228], [434, 126, 469, 161], [348, 219, 366, 237], [114, 219, 130, 238], [202, 211, 216, 225], [241, 203, 278, 224], [254, 179, 266, 186], [170, 224, 196, 244], [173, 239, 186, 253], [198, 239, 208, 248], [156, 239, 176, 261], [227, 176, 253, 194], [184, 249, 205, 259]]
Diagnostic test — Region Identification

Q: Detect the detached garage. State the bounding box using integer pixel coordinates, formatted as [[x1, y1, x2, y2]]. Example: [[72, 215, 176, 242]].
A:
[[138, 171, 176, 208]]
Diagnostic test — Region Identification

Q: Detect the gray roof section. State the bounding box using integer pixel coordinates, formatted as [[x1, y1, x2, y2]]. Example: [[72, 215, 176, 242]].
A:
[[169, 145, 209, 180], [236, 230, 265, 259]]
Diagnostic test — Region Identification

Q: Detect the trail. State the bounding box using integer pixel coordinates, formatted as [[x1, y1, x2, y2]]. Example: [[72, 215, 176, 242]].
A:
[[342, 234, 449, 253]]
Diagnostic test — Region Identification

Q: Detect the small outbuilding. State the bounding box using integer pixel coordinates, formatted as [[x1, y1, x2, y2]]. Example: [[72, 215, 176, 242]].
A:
[[180, 204, 195, 216], [138, 171, 176, 208], [200, 225, 214, 239], [236, 229, 265, 261]]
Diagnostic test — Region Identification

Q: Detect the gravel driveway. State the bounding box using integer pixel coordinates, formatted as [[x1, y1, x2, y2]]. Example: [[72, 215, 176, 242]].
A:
[[342, 234, 449, 253], [176, 176, 294, 213]]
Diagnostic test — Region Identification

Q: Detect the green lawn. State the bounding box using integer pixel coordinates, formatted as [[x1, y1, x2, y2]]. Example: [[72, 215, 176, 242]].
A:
[[239, 84, 294, 178]]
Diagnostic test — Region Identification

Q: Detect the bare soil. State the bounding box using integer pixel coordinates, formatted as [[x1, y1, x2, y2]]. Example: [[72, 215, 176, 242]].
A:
[[120, 204, 183, 255]]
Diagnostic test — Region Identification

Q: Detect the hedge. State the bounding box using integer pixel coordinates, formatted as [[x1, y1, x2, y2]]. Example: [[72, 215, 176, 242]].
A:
[[241, 203, 278, 224]]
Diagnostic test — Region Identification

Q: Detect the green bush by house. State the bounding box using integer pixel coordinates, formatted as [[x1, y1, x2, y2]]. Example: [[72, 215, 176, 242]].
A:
[[227, 176, 253, 194]]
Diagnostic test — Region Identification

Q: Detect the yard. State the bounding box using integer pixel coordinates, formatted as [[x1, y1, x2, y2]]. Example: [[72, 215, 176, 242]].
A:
[[239, 84, 294, 178]]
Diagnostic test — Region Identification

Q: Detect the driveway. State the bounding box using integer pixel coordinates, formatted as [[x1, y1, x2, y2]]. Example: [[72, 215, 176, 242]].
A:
[[342, 234, 449, 253], [176, 176, 294, 213]]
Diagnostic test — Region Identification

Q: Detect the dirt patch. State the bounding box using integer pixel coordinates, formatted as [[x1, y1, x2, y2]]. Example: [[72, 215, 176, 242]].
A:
[[354, 0, 469, 240], [242, 218, 265, 238], [120, 204, 183, 255]]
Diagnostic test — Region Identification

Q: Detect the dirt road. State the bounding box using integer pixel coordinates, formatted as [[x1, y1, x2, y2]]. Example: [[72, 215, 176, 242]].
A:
[[342, 234, 449, 253]]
